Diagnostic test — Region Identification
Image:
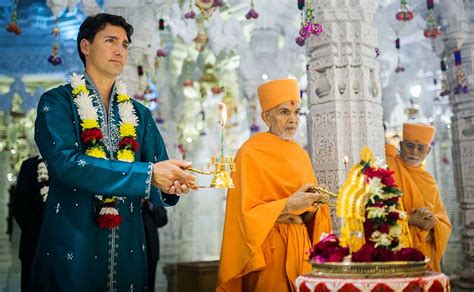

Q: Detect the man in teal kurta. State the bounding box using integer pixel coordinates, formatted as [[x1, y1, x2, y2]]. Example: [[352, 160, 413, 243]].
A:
[[32, 13, 195, 291]]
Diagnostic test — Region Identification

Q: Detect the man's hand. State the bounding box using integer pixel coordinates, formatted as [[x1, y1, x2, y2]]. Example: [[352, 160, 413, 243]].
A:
[[408, 208, 435, 230], [283, 183, 329, 214], [152, 160, 196, 195]]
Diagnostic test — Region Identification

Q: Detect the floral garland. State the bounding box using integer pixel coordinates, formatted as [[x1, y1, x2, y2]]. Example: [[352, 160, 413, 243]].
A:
[[37, 158, 49, 202], [70, 73, 139, 229]]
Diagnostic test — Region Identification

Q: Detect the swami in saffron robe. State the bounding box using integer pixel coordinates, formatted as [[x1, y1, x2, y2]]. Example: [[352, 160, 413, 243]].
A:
[[217, 132, 332, 291], [386, 149, 451, 272]]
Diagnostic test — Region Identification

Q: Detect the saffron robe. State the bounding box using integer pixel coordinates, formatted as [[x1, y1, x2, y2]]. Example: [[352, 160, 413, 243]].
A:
[[33, 78, 178, 291], [386, 153, 451, 272], [217, 132, 332, 291]]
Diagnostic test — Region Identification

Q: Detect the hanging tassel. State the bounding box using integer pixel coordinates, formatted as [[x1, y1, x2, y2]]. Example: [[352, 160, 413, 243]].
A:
[[298, 0, 305, 10], [395, 38, 400, 49], [137, 65, 144, 76], [440, 60, 446, 72], [159, 18, 165, 30], [427, 0, 434, 10], [454, 49, 462, 66]]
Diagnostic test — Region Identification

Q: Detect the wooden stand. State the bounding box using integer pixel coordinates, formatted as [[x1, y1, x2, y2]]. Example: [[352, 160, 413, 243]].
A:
[[163, 261, 219, 292]]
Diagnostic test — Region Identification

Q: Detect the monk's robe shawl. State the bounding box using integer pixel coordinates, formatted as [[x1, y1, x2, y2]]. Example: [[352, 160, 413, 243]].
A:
[[386, 153, 451, 272], [217, 132, 332, 291]]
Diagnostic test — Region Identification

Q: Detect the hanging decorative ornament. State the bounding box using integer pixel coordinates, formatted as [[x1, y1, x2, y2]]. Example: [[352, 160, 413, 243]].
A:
[[6, 0, 21, 35], [395, 0, 414, 22], [184, 0, 196, 19], [394, 37, 405, 73], [195, 0, 221, 18], [453, 49, 470, 95], [245, 0, 259, 20], [404, 98, 419, 120], [439, 60, 450, 97], [375, 48, 380, 58], [159, 18, 165, 30], [423, 0, 441, 39], [212, 0, 224, 7], [137, 65, 144, 76], [47, 17, 62, 66], [156, 49, 167, 58], [295, 1, 323, 47]]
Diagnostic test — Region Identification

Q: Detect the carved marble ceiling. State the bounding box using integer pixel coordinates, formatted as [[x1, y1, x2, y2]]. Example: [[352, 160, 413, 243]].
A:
[[0, 0, 451, 128]]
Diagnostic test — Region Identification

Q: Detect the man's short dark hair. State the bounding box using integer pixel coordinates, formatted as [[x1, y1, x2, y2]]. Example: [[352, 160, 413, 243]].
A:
[[77, 13, 134, 67]]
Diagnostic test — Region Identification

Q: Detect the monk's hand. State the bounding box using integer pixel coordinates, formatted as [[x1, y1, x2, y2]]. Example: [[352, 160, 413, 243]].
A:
[[152, 160, 197, 195], [284, 183, 327, 214], [409, 209, 434, 230]]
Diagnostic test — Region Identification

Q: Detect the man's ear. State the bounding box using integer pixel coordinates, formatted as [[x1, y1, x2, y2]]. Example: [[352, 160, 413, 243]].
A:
[[80, 39, 90, 56], [427, 146, 432, 155], [261, 111, 270, 127]]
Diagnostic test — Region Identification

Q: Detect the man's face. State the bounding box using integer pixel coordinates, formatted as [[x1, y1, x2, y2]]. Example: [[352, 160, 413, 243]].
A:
[[80, 24, 129, 78], [400, 140, 431, 167], [262, 100, 300, 141]]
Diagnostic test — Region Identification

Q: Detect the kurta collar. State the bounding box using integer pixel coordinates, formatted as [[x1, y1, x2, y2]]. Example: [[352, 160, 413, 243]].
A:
[[83, 71, 118, 103]]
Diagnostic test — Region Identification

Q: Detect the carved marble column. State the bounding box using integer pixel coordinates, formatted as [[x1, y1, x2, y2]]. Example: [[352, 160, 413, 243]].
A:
[[439, 0, 474, 288], [306, 0, 384, 220]]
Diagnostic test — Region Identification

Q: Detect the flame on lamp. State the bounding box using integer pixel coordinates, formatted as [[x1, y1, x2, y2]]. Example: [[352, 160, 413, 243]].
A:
[[219, 102, 227, 127]]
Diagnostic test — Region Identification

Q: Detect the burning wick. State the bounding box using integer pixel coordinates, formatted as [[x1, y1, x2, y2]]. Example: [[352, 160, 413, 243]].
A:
[[218, 102, 227, 157], [343, 155, 349, 179]]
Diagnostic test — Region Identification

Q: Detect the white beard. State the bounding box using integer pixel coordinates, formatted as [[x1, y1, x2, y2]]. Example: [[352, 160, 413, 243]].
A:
[[278, 130, 297, 141]]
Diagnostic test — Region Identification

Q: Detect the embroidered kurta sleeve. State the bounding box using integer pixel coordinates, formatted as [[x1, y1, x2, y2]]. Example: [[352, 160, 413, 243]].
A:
[[140, 109, 179, 207], [35, 88, 152, 198]]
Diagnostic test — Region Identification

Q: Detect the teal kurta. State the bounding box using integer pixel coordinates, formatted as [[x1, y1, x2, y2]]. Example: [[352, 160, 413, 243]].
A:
[[33, 77, 178, 292]]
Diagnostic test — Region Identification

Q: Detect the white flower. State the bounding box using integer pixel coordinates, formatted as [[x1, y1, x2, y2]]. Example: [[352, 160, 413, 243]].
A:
[[372, 157, 388, 170], [74, 91, 98, 121], [69, 73, 86, 89], [368, 177, 384, 203], [118, 102, 138, 126], [375, 233, 392, 247], [389, 225, 402, 238], [116, 80, 127, 96], [37, 162, 49, 182], [40, 186, 49, 202], [99, 207, 119, 216], [367, 206, 386, 219]]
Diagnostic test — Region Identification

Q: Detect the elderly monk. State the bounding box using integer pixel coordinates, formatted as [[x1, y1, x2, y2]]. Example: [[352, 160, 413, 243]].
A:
[[386, 123, 451, 271], [217, 79, 332, 291]]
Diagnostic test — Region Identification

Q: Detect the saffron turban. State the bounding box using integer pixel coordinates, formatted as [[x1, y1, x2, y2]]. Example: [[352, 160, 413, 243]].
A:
[[403, 123, 436, 145], [257, 79, 301, 111]]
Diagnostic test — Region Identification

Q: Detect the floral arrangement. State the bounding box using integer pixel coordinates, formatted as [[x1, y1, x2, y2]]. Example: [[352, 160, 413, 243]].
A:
[[37, 158, 49, 202], [70, 73, 139, 228], [310, 148, 425, 263]]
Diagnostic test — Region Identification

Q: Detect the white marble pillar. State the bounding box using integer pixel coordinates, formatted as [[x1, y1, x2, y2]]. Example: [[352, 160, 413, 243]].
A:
[[437, 0, 474, 288], [306, 0, 385, 223]]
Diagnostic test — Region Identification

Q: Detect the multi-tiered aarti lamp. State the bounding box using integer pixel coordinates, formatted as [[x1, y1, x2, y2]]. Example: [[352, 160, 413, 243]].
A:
[[186, 103, 235, 189]]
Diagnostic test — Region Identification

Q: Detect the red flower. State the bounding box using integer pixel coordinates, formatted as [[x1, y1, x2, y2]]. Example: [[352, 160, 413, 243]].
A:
[[97, 214, 122, 229], [81, 128, 103, 145], [364, 167, 397, 188], [375, 247, 395, 262], [352, 244, 376, 262], [388, 211, 400, 221], [379, 223, 390, 234], [393, 248, 425, 261], [119, 137, 138, 152], [310, 234, 349, 263]]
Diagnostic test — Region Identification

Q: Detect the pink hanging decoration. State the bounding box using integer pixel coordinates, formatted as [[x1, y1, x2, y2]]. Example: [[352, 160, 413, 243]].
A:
[[396, 0, 414, 22], [295, 2, 323, 47], [423, 0, 441, 39], [156, 49, 167, 57], [48, 17, 62, 66], [245, 0, 259, 19], [184, 0, 196, 19]]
